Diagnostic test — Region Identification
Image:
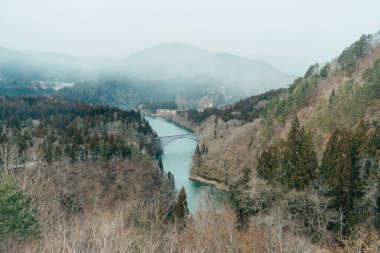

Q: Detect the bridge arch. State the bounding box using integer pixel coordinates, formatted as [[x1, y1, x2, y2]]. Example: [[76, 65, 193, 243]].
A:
[[156, 132, 202, 149]]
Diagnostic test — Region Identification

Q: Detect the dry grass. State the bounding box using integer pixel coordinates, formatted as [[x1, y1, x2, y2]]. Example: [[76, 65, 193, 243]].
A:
[[4, 162, 332, 253], [2, 145, 378, 252]]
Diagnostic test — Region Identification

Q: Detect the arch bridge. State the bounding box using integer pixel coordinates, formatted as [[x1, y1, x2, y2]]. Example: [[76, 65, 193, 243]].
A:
[[156, 132, 202, 149]]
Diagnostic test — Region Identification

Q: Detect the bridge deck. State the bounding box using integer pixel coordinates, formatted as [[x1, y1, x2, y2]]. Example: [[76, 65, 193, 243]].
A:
[[156, 132, 202, 148]]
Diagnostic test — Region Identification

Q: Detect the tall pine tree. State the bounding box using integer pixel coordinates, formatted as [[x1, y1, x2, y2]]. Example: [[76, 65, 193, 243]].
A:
[[0, 178, 40, 242], [283, 117, 318, 190], [320, 127, 360, 234], [230, 168, 253, 228], [173, 187, 189, 228], [158, 157, 164, 170], [257, 145, 282, 185], [296, 129, 318, 190], [283, 116, 302, 186]]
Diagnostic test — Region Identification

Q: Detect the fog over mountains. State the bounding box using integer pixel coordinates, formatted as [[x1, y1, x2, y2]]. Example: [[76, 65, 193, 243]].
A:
[[0, 46, 110, 81], [0, 42, 295, 105], [123, 42, 295, 95]]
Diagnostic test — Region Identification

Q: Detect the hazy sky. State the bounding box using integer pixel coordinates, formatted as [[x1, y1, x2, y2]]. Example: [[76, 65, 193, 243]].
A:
[[0, 0, 379, 75]]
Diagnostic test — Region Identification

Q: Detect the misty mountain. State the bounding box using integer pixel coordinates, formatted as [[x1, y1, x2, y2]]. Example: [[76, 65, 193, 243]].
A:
[[0, 43, 295, 107], [0, 47, 112, 81], [123, 42, 295, 96]]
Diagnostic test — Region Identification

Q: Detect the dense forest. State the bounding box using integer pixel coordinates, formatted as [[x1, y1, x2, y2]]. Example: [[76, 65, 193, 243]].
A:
[[0, 96, 157, 162], [253, 118, 380, 234], [137, 101, 178, 113]]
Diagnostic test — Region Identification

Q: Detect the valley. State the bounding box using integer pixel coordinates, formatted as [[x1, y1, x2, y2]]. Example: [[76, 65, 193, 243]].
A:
[[0, 27, 379, 252]]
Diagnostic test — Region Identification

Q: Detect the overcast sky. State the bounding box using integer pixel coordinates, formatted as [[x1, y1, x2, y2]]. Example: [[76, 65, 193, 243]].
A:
[[0, 0, 379, 75]]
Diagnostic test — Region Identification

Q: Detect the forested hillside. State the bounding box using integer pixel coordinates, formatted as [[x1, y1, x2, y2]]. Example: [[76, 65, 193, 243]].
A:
[[1, 97, 336, 253], [0, 96, 176, 251], [183, 32, 380, 185], [163, 33, 380, 250]]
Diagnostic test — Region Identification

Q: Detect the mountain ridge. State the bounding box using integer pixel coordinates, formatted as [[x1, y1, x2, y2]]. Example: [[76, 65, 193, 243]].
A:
[[122, 41, 295, 95], [164, 32, 380, 189], [0, 42, 295, 106]]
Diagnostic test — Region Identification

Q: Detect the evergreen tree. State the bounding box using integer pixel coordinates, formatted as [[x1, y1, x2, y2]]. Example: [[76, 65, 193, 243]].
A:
[[320, 129, 341, 183], [257, 149, 271, 180], [375, 183, 380, 230], [321, 128, 354, 234], [168, 171, 174, 185], [257, 145, 281, 184], [257, 117, 317, 190], [283, 116, 302, 186], [368, 124, 380, 154], [320, 122, 379, 233], [173, 187, 189, 227], [230, 168, 252, 228], [283, 117, 318, 190], [158, 157, 164, 170], [347, 121, 368, 228], [295, 129, 318, 190], [0, 178, 40, 242], [304, 63, 320, 78], [195, 144, 201, 156], [320, 63, 331, 78]]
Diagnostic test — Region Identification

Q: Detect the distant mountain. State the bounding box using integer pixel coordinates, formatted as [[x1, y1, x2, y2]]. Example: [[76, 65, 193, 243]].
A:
[[123, 42, 295, 96], [0, 47, 111, 81], [0, 43, 295, 107]]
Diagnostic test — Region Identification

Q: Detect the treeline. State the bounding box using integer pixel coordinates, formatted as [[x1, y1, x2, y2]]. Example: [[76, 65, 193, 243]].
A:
[[0, 96, 156, 163], [232, 117, 380, 237], [178, 88, 286, 125], [0, 78, 177, 108], [338, 33, 379, 75], [180, 32, 380, 128], [0, 77, 230, 109], [138, 101, 178, 112], [265, 32, 380, 124], [0, 80, 56, 97]]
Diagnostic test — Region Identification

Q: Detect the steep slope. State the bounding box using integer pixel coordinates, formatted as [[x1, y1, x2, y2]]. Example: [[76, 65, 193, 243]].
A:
[[181, 33, 380, 189]]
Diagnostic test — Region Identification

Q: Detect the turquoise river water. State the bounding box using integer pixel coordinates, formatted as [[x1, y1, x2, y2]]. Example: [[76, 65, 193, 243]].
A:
[[145, 115, 204, 212]]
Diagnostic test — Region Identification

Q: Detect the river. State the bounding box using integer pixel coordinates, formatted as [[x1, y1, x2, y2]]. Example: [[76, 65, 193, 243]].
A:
[[145, 115, 204, 212]]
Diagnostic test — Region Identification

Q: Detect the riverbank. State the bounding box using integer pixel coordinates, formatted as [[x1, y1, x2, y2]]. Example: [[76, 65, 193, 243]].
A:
[[145, 115, 204, 211], [146, 113, 235, 191], [189, 175, 229, 191], [143, 112, 196, 132], [145, 113, 232, 192], [149, 112, 198, 131]]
